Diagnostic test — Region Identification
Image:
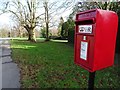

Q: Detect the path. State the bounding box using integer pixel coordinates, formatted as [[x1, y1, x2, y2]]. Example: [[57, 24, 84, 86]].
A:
[[0, 39, 20, 88]]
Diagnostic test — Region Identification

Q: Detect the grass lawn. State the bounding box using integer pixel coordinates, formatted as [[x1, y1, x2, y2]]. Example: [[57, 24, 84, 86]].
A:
[[11, 39, 120, 88]]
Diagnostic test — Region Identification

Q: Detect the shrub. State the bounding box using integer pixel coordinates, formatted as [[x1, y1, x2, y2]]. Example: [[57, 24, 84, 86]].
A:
[[68, 29, 75, 44]]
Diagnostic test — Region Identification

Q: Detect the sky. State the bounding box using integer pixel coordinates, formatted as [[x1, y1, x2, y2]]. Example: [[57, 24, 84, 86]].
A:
[[0, 13, 12, 26], [0, 0, 77, 29], [0, 0, 119, 29]]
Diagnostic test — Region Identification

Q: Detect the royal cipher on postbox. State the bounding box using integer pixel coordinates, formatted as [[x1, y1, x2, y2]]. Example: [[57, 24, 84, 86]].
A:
[[74, 9, 118, 72]]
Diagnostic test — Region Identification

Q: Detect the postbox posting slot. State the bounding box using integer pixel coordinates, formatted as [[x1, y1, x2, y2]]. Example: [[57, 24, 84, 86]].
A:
[[75, 18, 95, 25], [75, 18, 96, 35]]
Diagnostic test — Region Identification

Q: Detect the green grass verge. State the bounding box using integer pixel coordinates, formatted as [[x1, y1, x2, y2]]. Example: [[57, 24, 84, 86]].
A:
[[11, 39, 120, 88]]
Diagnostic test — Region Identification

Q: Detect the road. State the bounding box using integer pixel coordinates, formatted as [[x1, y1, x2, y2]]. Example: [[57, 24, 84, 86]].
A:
[[0, 39, 20, 88]]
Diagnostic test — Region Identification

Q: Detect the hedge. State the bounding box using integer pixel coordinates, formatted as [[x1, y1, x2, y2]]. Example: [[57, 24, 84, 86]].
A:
[[116, 19, 120, 53], [68, 29, 75, 44]]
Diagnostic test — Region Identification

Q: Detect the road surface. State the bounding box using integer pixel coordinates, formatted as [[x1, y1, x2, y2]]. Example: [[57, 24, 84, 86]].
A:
[[0, 39, 20, 88]]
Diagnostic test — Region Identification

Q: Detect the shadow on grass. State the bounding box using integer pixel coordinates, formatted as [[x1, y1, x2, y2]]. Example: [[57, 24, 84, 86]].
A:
[[11, 39, 120, 66]]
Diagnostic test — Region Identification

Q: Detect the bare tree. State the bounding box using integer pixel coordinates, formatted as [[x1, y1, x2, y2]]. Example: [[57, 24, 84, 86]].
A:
[[2, 0, 77, 42], [41, 0, 77, 41], [0, 25, 10, 38], [43, 1, 49, 41], [3, 0, 44, 42], [57, 17, 64, 36], [70, 1, 120, 17]]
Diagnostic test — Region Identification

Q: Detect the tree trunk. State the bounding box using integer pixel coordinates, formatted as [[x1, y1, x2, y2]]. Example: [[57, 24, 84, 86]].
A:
[[24, 25, 36, 42], [104, 2, 108, 10], [28, 29, 36, 42], [28, 31, 31, 41], [46, 22, 49, 41], [44, 2, 49, 41]]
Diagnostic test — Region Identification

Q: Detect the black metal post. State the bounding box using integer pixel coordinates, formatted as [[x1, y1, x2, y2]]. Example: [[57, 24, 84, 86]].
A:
[[88, 71, 96, 90]]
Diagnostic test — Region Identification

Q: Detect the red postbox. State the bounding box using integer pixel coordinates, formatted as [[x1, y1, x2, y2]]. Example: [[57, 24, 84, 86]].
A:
[[74, 9, 118, 72]]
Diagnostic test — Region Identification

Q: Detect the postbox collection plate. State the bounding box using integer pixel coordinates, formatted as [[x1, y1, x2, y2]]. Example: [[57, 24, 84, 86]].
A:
[[80, 41, 88, 60]]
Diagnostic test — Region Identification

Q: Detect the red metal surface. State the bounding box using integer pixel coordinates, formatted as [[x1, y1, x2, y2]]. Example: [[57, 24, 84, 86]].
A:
[[74, 9, 118, 72]]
